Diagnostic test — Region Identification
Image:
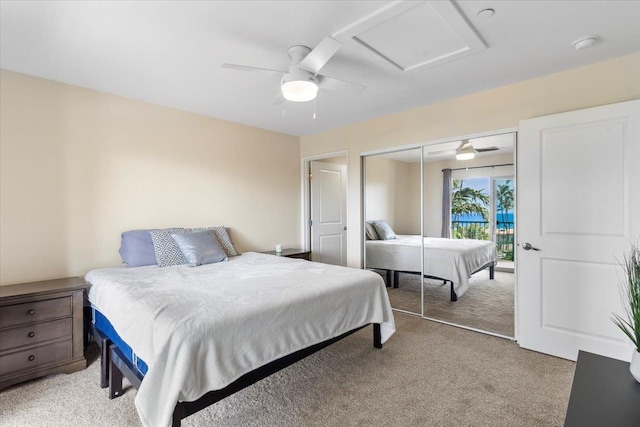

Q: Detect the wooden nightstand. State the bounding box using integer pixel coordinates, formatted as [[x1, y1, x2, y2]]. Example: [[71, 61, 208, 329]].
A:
[[261, 248, 312, 261], [0, 277, 88, 390]]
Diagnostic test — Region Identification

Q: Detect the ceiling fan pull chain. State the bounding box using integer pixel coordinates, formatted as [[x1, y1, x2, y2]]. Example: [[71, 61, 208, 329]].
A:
[[313, 98, 316, 120]]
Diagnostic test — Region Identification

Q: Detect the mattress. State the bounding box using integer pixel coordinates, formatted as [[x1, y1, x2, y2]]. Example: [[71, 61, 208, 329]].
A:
[[366, 235, 498, 296], [92, 308, 148, 375], [86, 252, 395, 427]]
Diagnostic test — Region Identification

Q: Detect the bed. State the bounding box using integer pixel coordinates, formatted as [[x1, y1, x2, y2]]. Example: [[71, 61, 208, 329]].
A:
[[86, 251, 395, 427], [365, 235, 498, 300]]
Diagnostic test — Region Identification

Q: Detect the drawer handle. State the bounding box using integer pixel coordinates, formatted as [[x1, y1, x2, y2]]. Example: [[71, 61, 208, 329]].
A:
[[26, 309, 35, 315], [28, 355, 35, 362], [28, 331, 35, 338]]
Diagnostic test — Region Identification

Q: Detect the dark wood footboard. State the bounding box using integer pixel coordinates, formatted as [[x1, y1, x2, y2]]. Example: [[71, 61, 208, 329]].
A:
[[105, 323, 384, 427]]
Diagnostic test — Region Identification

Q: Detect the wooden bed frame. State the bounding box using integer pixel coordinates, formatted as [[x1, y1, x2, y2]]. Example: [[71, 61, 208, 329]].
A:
[[381, 261, 496, 302], [91, 322, 382, 427]]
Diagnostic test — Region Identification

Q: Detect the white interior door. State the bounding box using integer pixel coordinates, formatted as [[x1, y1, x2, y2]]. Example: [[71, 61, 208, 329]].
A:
[[311, 161, 347, 266], [517, 100, 640, 362]]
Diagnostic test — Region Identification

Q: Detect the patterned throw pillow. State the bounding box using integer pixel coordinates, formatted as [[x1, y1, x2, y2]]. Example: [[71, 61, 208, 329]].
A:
[[189, 227, 239, 257], [149, 228, 190, 267]]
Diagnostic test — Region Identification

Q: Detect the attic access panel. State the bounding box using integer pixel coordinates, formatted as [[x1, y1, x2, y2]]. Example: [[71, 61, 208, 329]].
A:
[[335, 0, 486, 75]]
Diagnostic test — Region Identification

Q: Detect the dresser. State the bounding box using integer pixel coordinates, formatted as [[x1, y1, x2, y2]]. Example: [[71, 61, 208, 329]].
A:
[[260, 248, 312, 261], [0, 277, 87, 390]]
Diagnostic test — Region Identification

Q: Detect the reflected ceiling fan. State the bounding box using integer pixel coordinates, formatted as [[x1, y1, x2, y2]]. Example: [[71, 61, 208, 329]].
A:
[[222, 37, 366, 104], [428, 139, 500, 160]]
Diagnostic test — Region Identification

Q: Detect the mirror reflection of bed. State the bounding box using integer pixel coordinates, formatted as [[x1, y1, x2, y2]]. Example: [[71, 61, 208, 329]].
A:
[[364, 148, 422, 315], [363, 133, 515, 338]]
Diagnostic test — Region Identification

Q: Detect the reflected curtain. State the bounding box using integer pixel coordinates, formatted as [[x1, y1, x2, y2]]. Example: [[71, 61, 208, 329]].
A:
[[441, 168, 452, 238]]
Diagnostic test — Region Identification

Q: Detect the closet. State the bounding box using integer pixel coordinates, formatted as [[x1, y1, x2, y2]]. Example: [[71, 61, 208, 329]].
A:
[[363, 132, 516, 337]]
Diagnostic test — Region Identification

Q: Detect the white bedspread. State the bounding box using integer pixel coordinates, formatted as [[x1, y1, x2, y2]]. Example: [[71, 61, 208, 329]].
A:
[[86, 252, 395, 427], [366, 235, 497, 297]]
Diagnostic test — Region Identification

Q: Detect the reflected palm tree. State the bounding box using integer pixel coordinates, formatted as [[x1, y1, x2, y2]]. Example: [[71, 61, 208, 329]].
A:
[[496, 181, 514, 224], [495, 180, 514, 260], [451, 179, 489, 239]]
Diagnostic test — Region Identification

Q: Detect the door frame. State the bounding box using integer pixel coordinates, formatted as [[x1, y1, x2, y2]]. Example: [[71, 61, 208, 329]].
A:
[[301, 150, 349, 253]]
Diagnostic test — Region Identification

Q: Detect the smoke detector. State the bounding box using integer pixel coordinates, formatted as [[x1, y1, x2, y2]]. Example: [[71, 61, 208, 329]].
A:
[[572, 35, 599, 51]]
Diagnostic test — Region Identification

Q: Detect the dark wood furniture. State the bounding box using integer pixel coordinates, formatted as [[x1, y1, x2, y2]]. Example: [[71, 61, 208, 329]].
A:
[[94, 321, 381, 427], [564, 351, 640, 427], [0, 277, 87, 390], [260, 248, 311, 261]]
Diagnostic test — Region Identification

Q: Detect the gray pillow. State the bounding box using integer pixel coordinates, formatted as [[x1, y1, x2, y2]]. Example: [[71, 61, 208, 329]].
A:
[[119, 229, 158, 266], [372, 220, 397, 240], [189, 226, 239, 257], [172, 231, 227, 267], [365, 222, 379, 240], [149, 228, 190, 267]]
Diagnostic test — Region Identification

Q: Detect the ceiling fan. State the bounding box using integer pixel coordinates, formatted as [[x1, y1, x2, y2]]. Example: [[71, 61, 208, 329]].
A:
[[427, 140, 500, 160], [222, 37, 366, 104]]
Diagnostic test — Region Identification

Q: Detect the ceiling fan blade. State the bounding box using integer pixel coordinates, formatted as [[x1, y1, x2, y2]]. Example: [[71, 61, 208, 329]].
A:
[[475, 146, 499, 152], [221, 63, 287, 74], [299, 37, 342, 74], [428, 149, 457, 157], [272, 91, 285, 105], [317, 75, 366, 94]]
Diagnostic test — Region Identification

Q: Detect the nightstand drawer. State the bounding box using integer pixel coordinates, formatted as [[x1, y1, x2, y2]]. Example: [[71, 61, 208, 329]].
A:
[[0, 318, 73, 352], [0, 297, 72, 329], [0, 340, 72, 376]]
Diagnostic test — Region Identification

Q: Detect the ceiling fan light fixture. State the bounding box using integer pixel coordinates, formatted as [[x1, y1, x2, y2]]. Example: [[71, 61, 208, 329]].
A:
[[281, 74, 319, 102], [455, 140, 476, 160], [456, 151, 475, 161]]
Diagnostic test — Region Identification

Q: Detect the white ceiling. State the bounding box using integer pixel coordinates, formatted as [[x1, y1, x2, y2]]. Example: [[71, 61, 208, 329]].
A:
[[1, 1, 639, 137]]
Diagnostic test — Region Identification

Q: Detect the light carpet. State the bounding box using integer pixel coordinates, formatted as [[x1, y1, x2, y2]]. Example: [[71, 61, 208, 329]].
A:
[[0, 314, 573, 427], [386, 270, 514, 337]]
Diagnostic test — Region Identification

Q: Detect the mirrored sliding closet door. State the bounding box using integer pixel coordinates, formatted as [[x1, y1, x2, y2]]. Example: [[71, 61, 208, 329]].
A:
[[363, 132, 516, 337], [421, 133, 516, 337], [363, 148, 423, 316]]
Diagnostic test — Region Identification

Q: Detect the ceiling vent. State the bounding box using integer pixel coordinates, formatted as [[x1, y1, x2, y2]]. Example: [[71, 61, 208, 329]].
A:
[[333, 0, 486, 75]]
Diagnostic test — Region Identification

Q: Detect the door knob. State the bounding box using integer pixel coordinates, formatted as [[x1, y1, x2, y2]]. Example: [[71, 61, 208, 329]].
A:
[[522, 242, 540, 251]]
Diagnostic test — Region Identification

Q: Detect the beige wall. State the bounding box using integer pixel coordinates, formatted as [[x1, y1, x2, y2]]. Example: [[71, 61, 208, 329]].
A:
[[3, 53, 639, 281], [0, 70, 300, 285], [364, 156, 420, 235], [301, 53, 640, 268]]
